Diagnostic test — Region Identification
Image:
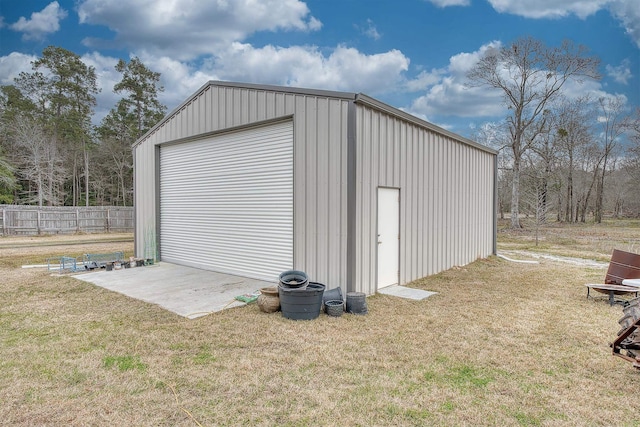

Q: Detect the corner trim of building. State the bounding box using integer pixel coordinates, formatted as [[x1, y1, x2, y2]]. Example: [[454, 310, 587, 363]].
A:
[[346, 100, 357, 293], [155, 145, 161, 260]]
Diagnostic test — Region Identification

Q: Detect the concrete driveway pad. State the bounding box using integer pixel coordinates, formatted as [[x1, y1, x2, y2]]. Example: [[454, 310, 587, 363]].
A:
[[74, 262, 272, 319]]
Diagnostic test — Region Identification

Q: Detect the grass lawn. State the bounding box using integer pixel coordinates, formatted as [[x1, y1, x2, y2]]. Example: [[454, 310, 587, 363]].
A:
[[1, 223, 639, 426]]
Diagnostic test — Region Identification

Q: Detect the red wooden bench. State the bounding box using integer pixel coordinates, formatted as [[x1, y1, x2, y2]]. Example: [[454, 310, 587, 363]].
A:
[[585, 249, 640, 305]]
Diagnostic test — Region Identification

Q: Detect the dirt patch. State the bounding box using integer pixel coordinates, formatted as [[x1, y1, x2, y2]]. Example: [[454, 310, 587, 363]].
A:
[[499, 250, 609, 268]]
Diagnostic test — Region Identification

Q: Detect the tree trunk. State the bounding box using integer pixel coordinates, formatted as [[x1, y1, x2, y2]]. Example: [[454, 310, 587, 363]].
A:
[[72, 156, 78, 206], [595, 156, 608, 224], [540, 171, 549, 224], [565, 154, 573, 223], [121, 174, 127, 207], [557, 179, 562, 222], [594, 179, 603, 223], [511, 158, 521, 228], [84, 145, 90, 207], [37, 172, 43, 207]]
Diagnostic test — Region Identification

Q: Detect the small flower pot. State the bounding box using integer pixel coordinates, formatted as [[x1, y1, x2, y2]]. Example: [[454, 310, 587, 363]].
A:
[[325, 300, 344, 317]]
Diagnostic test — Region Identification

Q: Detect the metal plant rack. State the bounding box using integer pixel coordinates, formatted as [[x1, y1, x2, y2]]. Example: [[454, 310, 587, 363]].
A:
[[47, 256, 81, 273], [83, 251, 125, 269]]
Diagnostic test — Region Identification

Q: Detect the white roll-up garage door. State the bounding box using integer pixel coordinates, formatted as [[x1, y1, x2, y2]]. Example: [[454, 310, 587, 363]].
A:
[[159, 120, 293, 282]]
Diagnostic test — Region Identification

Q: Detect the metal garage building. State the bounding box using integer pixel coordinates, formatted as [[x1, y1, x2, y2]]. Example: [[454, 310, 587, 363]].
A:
[[133, 81, 497, 295]]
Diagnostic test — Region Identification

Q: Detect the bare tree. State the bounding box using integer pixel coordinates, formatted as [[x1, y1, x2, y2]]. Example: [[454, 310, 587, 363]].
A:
[[467, 37, 600, 228], [8, 115, 64, 206], [554, 95, 594, 222], [625, 108, 640, 216], [594, 96, 628, 223], [520, 162, 553, 246], [472, 121, 512, 219], [575, 139, 604, 222], [20, 46, 99, 207], [529, 123, 557, 223]]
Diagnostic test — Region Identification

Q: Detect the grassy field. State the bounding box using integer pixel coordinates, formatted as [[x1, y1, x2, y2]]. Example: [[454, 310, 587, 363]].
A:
[[1, 223, 639, 426]]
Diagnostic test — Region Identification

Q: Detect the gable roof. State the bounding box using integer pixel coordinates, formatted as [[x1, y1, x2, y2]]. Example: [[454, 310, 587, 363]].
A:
[[134, 80, 497, 155]]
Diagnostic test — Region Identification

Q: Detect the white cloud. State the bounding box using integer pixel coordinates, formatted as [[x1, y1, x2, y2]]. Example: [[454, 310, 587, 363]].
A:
[[609, 0, 640, 48], [405, 37, 626, 127], [135, 52, 218, 110], [425, 0, 471, 6], [405, 69, 445, 92], [561, 75, 611, 102], [81, 51, 217, 123], [200, 43, 409, 96], [485, 0, 640, 47], [107, 43, 408, 115], [77, 0, 322, 60], [359, 19, 381, 40], [606, 59, 633, 84], [407, 42, 506, 119], [487, 0, 608, 19], [0, 39, 410, 124], [0, 52, 37, 86], [9, 1, 67, 41]]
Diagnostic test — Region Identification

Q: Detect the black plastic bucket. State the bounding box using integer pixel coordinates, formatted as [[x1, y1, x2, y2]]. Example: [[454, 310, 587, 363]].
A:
[[279, 282, 325, 320], [346, 292, 368, 315], [279, 270, 309, 289]]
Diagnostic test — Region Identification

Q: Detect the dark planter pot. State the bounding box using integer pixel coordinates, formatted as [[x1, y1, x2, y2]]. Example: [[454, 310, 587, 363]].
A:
[[324, 300, 344, 317], [279, 270, 309, 289], [322, 286, 343, 306], [279, 282, 325, 320], [346, 292, 368, 315]]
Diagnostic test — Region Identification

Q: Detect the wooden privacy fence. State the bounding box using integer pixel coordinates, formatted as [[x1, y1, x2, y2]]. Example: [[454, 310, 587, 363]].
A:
[[0, 205, 134, 236]]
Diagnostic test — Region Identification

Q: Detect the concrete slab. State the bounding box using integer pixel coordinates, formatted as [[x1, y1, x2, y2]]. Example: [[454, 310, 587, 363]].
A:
[[378, 285, 437, 301], [73, 262, 272, 319]]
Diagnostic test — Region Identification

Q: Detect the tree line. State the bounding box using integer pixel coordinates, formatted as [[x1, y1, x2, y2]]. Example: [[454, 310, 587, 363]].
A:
[[1, 40, 638, 224], [0, 46, 166, 207], [467, 37, 640, 227]]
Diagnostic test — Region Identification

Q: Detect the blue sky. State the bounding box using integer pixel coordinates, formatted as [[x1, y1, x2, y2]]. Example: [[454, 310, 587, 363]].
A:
[[0, 0, 638, 138]]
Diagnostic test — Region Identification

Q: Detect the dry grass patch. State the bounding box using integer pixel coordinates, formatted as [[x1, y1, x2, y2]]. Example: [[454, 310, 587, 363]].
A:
[[498, 218, 640, 261], [1, 228, 640, 425], [0, 232, 134, 268]]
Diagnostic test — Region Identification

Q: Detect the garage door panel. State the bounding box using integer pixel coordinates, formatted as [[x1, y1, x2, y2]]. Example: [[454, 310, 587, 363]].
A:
[[160, 121, 293, 282]]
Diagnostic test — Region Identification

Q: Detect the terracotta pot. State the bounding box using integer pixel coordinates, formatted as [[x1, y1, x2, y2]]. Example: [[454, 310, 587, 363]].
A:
[[257, 287, 280, 313]]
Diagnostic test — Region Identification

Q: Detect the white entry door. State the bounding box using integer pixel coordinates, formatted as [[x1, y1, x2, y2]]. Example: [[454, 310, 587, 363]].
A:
[[377, 187, 399, 289]]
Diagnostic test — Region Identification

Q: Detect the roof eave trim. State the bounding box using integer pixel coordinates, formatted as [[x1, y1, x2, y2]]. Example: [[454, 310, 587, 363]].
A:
[[354, 94, 498, 155], [132, 80, 212, 149], [132, 80, 358, 149]]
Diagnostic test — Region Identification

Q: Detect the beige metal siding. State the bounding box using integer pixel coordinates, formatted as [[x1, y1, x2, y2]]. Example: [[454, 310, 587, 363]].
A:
[[134, 83, 351, 291], [135, 82, 496, 297], [353, 103, 495, 295]]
